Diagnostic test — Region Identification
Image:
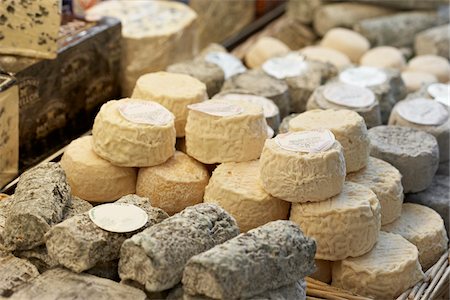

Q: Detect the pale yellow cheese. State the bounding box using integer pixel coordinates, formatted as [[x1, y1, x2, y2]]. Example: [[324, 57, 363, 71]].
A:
[[320, 28, 370, 63], [244, 37, 290, 69], [360, 46, 406, 70], [407, 55, 450, 83], [299, 46, 351, 71], [401, 71, 438, 93]]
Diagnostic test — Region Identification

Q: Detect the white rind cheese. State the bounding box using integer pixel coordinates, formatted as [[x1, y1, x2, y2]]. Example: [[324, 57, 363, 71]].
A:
[[360, 46, 406, 70], [290, 182, 381, 260], [320, 28, 370, 63], [244, 37, 290, 69]]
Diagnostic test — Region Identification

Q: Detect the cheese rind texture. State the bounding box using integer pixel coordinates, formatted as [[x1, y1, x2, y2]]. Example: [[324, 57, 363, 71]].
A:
[[259, 139, 346, 203], [332, 231, 424, 300], [299, 46, 351, 71], [204, 160, 290, 232], [320, 28, 370, 62], [244, 37, 290, 69], [360, 46, 406, 70], [347, 157, 404, 225], [290, 182, 381, 260], [415, 24, 450, 58]]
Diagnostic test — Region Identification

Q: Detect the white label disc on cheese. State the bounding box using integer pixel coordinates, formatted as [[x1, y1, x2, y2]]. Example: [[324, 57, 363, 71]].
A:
[[267, 126, 275, 138], [188, 101, 243, 117], [219, 93, 279, 118], [89, 203, 149, 233], [205, 52, 247, 79], [262, 53, 307, 79], [118, 101, 174, 126], [323, 83, 376, 108], [275, 129, 336, 153], [339, 67, 387, 87], [427, 83, 450, 107], [396, 98, 449, 126]]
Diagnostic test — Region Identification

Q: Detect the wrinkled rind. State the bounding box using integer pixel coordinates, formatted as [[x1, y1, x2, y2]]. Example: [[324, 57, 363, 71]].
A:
[[0, 255, 40, 297]]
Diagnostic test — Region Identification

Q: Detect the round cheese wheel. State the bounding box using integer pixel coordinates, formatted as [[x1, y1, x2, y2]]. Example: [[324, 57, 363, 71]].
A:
[[320, 28, 370, 63], [360, 46, 406, 70], [204, 160, 290, 232], [136, 151, 209, 215], [332, 231, 424, 300], [132, 72, 207, 137], [290, 182, 381, 260], [244, 37, 290, 69], [92, 99, 176, 167], [408, 55, 450, 83], [299, 46, 351, 70], [60, 136, 137, 203], [401, 70, 438, 93], [347, 157, 403, 225], [289, 109, 370, 173], [311, 260, 332, 284]]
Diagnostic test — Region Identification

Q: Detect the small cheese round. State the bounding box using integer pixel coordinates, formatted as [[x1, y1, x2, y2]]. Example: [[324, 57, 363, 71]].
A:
[[290, 182, 381, 260], [320, 28, 370, 63], [289, 109, 370, 173], [311, 260, 332, 284], [185, 99, 267, 164], [299, 46, 351, 70], [136, 151, 209, 215], [244, 37, 290, 69], [368, 126, 439, 193], [204, 160, 290, 232], [407, 55, 450, 83], [401, 70, 438, 93], [92, 99, 176, 167], [382, 203, 448, 270], [360, 46, 406, 70], [60, 136, 137, 203], [259, 137, 346, 203], [347, 157, 403, 225], [278, 113, 299, 134], [332, 231, 425, 300], [132, 72, 207, 137]]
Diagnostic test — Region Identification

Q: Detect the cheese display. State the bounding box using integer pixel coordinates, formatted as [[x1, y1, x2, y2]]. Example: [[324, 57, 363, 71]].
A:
[[289, 109, 371, 173], [136, 151, 209, 215], [132, 72, 207, 137], [401, 70, 438, 93], [85, 0, 198, 96], [360, 46, 406, 70], [368, 125, 439, 193], [290, 182, 381, 260], [311, 259, 332, 283], [0, 255, 39, 297], [332, 232, 425, 299], [92, 99, 176, 167], [259, 131, 346, 203], [244, 37, 290, 69], [320, 28, 370, 62], [415, 24, 450, 57], [204, 160, 290, 232], [270, 16, 317, 50], [299, 46, 351, 70], [407, 54, 450, 83], [185, 99, 267, 164], [287, 0, 323, 24], [382, 203, 448, 270]]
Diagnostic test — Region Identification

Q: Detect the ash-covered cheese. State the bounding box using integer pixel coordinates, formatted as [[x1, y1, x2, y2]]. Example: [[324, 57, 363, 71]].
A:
[[185, 99, 267, 164], [320, 28, 370, 63], [360, 46, 406, 70], [347, 157, 403, 225], [332, 232, 424, 300], [61, 136, 137, 203], [244, 37, 290, 69], [204, 160, 290, 232], [290, 182, 381, 260], [382, 203, 448, 270], [132, 72, 207, 137], [92, 99, 176, 167], [136, 151, 209, 215], [299, 46, 351, 71], [407, 54, 450, 83], [401, 71, 438, 93]]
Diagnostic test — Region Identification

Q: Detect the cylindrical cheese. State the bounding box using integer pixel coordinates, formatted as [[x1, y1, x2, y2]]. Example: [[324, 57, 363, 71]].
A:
[[299, 46, 351, 71], [407, 55, 450, 83], [204, 160, 290, 232], [360, 46, 406, 70], [244, 37, 290, 69], [401, 70, 438, 93], [320, 28, 370, 63], [61, 136, 136, 203]]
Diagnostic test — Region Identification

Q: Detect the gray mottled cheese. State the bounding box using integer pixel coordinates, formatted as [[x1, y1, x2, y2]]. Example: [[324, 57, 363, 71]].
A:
[[401, 71, 438, 93], [407, 54, 450, 83], [320, 28, 370, 63], [299, 46, 351, 71], [332, 232, 424, 300], [360, 46, 406, 70], [287, 0, 323, 24], [0, 255, 39, 297], [415, 24, 450, 58], [290, 182, 381, 260], [244, 37, 290, 69], [0, 197, 13, 251]]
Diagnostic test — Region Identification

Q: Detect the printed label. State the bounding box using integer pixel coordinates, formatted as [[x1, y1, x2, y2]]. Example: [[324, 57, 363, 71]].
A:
[[323, 83, 375, 108], [427, 83, 450, 107], [275, 129, 336, 153], [219, 93, 279, 118], [89, 203, 149, 233], [396, 98, 449, 126], [339, 67, 387, 87], [188, 101, 243, 117], [262, 53, 307, 79], [118, 100, 174, 126], [205, 52, 247, 79]]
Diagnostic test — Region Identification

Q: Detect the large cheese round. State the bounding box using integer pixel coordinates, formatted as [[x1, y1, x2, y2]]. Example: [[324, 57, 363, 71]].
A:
[[60, 136, 137, 203], [204, 160, 290, 232], [407, 55, 450, 83], [332, 231, 424, 300], [401, 70, 438, 93], [360, 46, 406, 70], [290, 182, 381, 260], [132, 72, 207, 137], [136, 151, 209, 215], [382, 203, 448, 270], [92, 99, 176, 167], [259, 134, 346, 203], [185, 99, 267, 164], [320, 28, 370, 62], [347, 157, 403, 225], [299, 46, 351, 71], [289, 109, 370, 173], [244, 37, 290, 69]]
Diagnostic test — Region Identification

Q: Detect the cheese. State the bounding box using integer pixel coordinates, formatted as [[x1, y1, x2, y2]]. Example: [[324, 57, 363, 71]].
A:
[[92, 99, 176, 167], [259, 134, 346, 203], [289, 109, 370, 173], [299, 46, 351, 71], [60, 136, 136, 203], [136, 151, 209, 215], [407, 55, 450, 83], [278, 113, 299, 134], [415, 24, 450, 58], [185, 99, 267, 164], [0, 0, 60, 59], [204, 160, 290, 232], [244, 37, 290, 69], [332, 231, 425, 300], [360, 46, 406, 70], [347, 157, 404, 225], [401, 71, 438, 93], [382, 203, 448, 270], [132, 72, 207, 137], [320, 28, 370, 63], [311, 260, 332, 283], [290, 182, 380, 260]]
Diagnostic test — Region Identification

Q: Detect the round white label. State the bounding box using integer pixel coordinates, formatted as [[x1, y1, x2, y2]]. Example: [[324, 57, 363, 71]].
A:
[[396, 98, 449, 126], [118, 101, 174, 126], [339, 67, 387, 87], [427, 83, 450, 107], [219, 93, 279, 118], [267, 126, 274, 138], [323, 83, 376, 108], [188, 101, 243, 117], [275, 129, 336, 153], [262, 53, 307, 79], [89, 203, 149, 233], [205, 52, 247, 79]]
